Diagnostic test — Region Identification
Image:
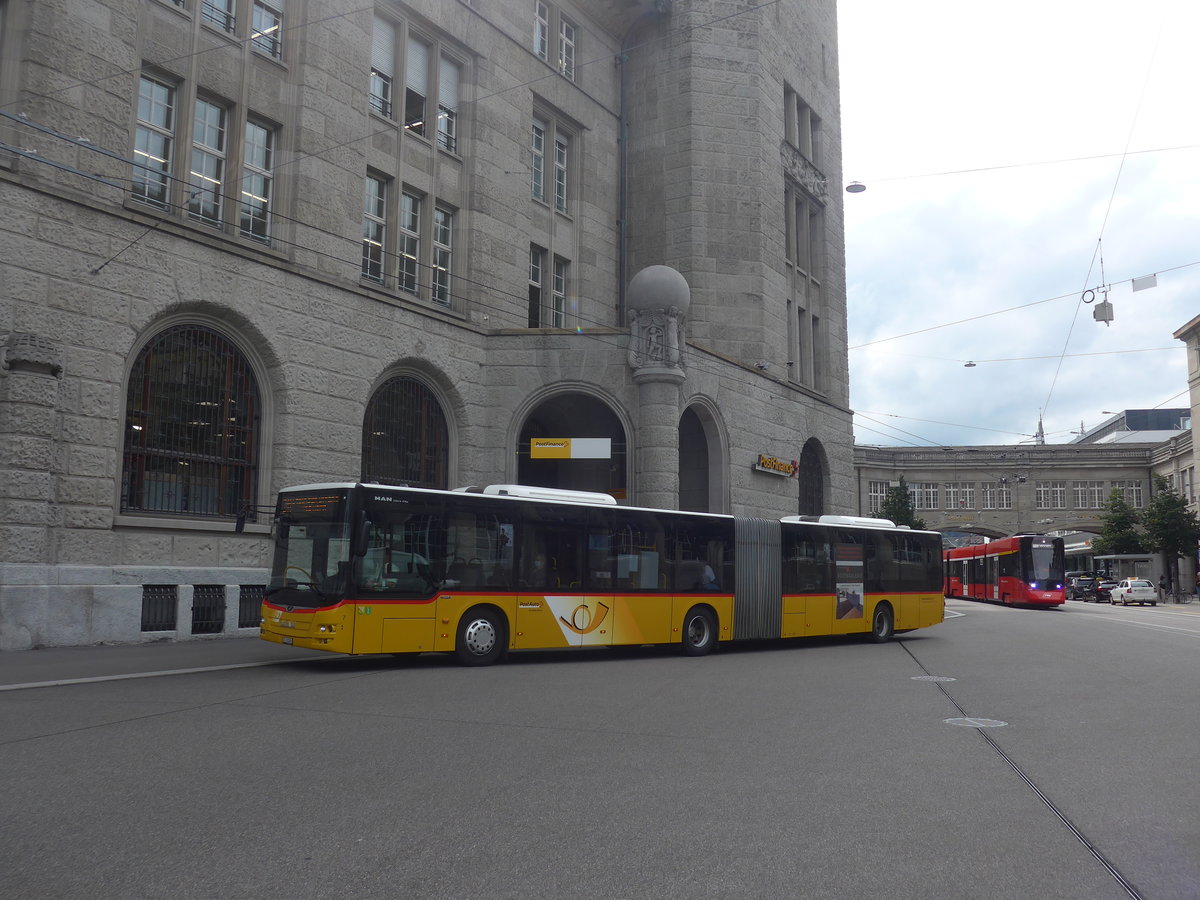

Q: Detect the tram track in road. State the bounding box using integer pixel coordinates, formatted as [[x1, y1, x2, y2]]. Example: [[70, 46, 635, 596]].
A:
[[899, 639, 1146, 900]]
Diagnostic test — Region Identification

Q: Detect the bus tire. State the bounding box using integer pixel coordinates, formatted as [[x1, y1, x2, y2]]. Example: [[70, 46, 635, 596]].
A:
[[455, 606, 507, 667], [681, 606, 717, 656], [870, 603, 895, 643]]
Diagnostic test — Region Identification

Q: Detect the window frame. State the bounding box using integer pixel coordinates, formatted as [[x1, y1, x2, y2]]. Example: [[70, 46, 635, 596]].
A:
[[250, 0, 284, 59], [551, 255, 568, 328], [553, 131, 569, 213], [362, 173, 388, 284], [188, 95, 229, 228], [558, 15, 576, 81], [120, 322, 262, 524], [431, 205, 453, 305], [528, 244, 545, 327], [398, 190, 421, 295], [134, 74, 177, 211], [239, 117, 274, 242], [534, 1, 549, 60]]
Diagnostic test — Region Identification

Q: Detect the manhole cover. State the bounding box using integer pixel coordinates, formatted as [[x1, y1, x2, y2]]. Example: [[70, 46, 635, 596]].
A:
[[944, 717, 1007, 728], [912, 675, 956, 682]]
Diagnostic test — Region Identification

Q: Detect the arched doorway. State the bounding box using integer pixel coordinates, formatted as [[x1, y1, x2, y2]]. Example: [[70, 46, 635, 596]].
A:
[[797, 439, 826, 516], [678, 408, 709, 511], [678, 403, 725, 513], [517, 393, 627, 497]]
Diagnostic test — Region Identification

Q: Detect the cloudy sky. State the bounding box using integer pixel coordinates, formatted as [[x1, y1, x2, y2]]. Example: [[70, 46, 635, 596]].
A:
[[837, 0, 1200, 447]]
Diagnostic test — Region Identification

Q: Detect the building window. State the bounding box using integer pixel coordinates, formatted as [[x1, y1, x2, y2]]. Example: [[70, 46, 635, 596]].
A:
[[1111, 480, 1144, 508], [981, 482, 1012, 510], [362, 174, 387, 283], [437, 55, 460, 152], [134, 76, 176, 210], [528, 245, 545, 327], [558, 16, 576, 81], [531, 120, 546, 202], [944, 483, 975, 510], [784, 85, 822, 166], [189, 97, 227, 228], [551, 256, 568, 327], [432, 206, 453, 304], [370, 15, 395, 117], [910, 482, 938, 511], [361, 376, 449, 489], [1073, 480, 1104, 509], [404, 36, 429, 136], [122, 324, 260, 520], [785, 183, 825, 390], [553, 132, 569, 212], [534, 1, 549, 60], [250, 0, 283, 58], [867, 481, 889, 515], [1036, 481, 1067, 510], [201, 0, 235, 32], [398, 191, 421, 294], [239, 119, 274, 242]]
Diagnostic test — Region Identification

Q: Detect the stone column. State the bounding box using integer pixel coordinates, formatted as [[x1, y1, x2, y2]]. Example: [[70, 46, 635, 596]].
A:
[[626, 266, 691, 511], [0, 332, 63, 565], [633, 371, 685, 510]]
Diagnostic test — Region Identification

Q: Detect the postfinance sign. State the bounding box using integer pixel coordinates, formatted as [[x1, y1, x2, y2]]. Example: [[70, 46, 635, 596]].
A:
[[530, 438, 612, 459]]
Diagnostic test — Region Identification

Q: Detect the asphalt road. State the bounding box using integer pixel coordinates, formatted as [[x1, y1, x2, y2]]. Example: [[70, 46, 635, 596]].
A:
[[2, 598, 1198, 900]]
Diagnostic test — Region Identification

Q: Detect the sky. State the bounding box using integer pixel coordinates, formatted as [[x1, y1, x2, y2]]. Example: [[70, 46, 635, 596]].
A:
[[836, 0, 1200, 447]]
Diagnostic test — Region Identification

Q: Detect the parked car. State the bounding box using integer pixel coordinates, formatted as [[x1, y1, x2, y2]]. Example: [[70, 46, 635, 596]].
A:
[[1109, 578, 1158, 606], [1068, 576, 1097, 601], [1093, 579, 1118, 603]]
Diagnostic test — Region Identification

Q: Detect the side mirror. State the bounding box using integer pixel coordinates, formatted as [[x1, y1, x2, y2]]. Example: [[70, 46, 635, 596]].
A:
[[354, 512, 371, 557]]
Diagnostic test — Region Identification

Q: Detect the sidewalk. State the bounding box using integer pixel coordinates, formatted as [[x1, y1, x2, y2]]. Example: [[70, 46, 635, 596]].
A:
[[0, 636, 336, 690]]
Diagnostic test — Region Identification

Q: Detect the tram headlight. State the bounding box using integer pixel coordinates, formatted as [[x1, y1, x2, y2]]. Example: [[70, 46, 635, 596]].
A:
[[1028, 582, 1038, 590]]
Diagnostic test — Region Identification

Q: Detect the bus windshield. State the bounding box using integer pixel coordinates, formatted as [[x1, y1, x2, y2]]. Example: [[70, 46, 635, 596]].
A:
[[267, 491, 354, 608]]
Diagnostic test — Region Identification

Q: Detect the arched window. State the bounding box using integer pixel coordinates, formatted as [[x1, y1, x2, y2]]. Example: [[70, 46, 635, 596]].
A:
[[362, 376, 449, 488], [122, 324, 261, 520]]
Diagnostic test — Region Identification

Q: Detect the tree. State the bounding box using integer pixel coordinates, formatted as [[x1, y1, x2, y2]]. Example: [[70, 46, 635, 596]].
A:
[[1141, 474, 1200, 593], [879, 476, 927, 530], [1091, 488, 1145, 558]]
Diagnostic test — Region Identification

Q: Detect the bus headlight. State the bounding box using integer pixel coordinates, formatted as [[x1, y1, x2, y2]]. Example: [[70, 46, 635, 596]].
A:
[[1028, 582, 1038, 590]]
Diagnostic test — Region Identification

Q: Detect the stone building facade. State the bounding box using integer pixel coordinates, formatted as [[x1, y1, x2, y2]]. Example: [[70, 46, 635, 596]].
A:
[[0, 0, 853, 648]]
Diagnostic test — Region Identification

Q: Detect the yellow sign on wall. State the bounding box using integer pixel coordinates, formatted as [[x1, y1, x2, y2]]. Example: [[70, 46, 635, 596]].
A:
[[530, 438, 612, 459]]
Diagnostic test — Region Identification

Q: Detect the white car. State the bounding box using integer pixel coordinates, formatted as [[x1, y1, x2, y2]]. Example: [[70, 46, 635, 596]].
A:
[[1109, 578, 1158, 606]]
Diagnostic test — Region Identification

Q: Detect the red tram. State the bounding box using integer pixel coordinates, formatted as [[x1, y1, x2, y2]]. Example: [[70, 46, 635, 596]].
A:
[[943, 535, 1066, 606]]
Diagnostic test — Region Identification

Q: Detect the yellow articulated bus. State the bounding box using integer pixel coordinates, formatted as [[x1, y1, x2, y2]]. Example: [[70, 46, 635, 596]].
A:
[[260, 483, 944, 665]]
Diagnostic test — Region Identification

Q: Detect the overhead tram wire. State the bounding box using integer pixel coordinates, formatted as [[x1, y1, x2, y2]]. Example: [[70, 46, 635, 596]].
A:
[[855, 411, 1033, 442], [1, 0, 786, 182], [852, 421, 931, 447], [848, 259, 1200, 351], [12, 111, 1189, 421], [852, 413, 944, 447], [16, 2, 1185, 420], [846, 143, 1200, 187], [0, 5, 378, 115], [1038, 5, 1169, 425], [0, 114, 853, 404], [20, 0, 1198, 379]]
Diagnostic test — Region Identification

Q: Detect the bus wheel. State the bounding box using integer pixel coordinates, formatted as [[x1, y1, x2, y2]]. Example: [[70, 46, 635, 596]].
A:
[[456, 607, 506, 666], [870, 603, 895, 643], [681, 606, 717, 656]]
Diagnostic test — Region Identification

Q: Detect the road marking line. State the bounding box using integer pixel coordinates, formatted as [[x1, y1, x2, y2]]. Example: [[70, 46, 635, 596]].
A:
[[0, 659, 300, 692]]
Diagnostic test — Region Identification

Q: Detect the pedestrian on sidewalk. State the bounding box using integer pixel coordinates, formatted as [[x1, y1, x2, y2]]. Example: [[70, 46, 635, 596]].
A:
[[1158, 575, 1168, 602]]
